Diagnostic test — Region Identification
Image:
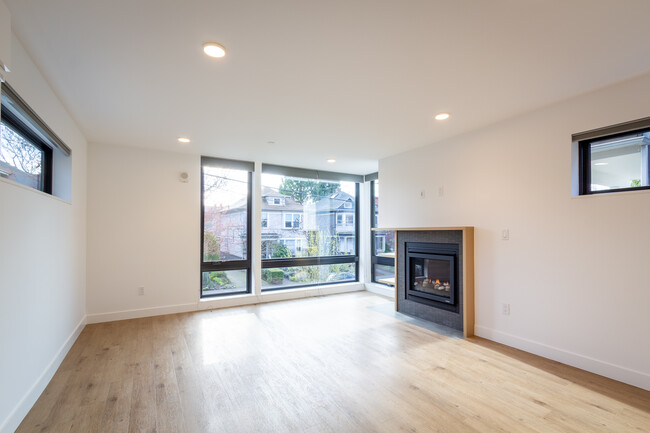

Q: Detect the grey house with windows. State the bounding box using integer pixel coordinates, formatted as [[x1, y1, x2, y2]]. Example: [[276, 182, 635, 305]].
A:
[[213, 186, 357, 260], [312, 190, 356, 255], [260, 186, 309, 258]]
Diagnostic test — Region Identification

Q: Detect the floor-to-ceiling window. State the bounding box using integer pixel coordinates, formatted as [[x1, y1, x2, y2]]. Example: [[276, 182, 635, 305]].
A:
[[201, 157, 253, 297], [200, 159, 362, 297], [370, 178, 395, 285], [260, 164, 361, 291]]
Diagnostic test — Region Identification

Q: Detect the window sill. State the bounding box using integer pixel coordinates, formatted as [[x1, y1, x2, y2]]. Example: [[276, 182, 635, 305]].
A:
[[0, 176, 71, 205], [197, 282, 364, 310], [571, 187, 650, 199], [364, 282, 395, 299]]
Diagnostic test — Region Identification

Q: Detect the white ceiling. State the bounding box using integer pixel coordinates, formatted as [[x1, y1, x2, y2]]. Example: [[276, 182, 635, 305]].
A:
[[6, 0, 650, 174]]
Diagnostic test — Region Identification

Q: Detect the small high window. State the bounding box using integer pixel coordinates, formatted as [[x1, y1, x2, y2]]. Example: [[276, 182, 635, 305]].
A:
[[576, 118, 650, 195], [0, 121, 50, 192], [1, 83, 70, 196]]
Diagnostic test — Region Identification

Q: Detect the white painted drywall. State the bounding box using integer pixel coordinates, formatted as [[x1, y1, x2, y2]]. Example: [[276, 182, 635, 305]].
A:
[[379, 73, 650, 390], [86, 143, 201, 317], [0, 34, 87, 433], [85, 144, 366, 322], [0, 1, 11, 77]]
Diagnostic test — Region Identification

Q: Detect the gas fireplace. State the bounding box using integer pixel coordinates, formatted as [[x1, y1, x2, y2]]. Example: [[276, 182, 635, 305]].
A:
[[406, 242, 459, 307], [395, 228, 474, 336]]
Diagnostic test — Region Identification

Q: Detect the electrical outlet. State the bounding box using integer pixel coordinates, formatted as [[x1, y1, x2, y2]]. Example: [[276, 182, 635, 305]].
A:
[[502, 303, 510, 315], [420, 190, 426, 199], [501, 229, 510, 240], [137, 286, 145, 296]]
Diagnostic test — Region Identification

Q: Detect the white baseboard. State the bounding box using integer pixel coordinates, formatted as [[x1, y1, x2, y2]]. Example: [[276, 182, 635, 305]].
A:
[[475, 325, 650, 391], [0, 315, 87, 433], [86, 303, 198, 324], [364, 282, 395, 298], [88, 283, 365, 322]]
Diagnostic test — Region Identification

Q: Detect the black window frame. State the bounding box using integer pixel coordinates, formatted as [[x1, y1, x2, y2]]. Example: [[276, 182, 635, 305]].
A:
[[0, 111, 53, 193], [370, 179, 395, 285], [200, 157, 253, 298], [576, 117, 650, 195], [260, 164, 361, 292], [0, 83, 62, 195]]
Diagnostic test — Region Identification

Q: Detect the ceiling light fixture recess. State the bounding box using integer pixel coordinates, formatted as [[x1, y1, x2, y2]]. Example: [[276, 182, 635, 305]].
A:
[[178, 137, 191, 143], [203, 42, 226, 58], [327, 158, 336, 163], [435, 113, 450, 121]]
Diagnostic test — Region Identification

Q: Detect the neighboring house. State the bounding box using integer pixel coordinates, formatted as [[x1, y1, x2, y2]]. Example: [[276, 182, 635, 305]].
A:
[[207, 185, 358, 260], [313, 190, 356, 255], [260, 187, 307, 258], [372, 195, 395, 255], [204, 200, 248, 261]]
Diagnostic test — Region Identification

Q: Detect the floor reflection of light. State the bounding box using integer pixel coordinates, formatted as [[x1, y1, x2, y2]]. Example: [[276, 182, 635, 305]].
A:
[[200, 312, 258, 366]]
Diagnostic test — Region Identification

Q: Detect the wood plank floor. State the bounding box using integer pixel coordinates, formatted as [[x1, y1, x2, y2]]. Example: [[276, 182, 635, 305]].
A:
[[17, 292, 650, 433]]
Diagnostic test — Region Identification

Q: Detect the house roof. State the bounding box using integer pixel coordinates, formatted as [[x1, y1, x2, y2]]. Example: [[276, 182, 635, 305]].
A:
[[221, 187, 355, 213], [261, 186, 304, 211], [314, 191, 355, 212]]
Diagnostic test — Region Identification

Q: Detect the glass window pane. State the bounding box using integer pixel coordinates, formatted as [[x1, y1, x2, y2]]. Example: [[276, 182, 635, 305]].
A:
[[373, 264, 395, 286], [261, 264, 356, 291], [374, 230, 395, 256], [590, 132, 649, 191], [372, 180, 395, 256], [371, 179, 396, 285], [261, 173, 356, 258], [373, 180, 379, 227], [203, 166, 249, 261], [0, 122, 44, 190], [202, 270, 248, 296]]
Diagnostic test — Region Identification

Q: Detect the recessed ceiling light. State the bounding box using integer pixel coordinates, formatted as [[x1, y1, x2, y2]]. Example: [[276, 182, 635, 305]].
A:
[[434, 113, 450, 121], [178, 137, 191, 143], [327, 158, 336, 163], [203, 42, 226, 58], [594, 162, 608, 166]]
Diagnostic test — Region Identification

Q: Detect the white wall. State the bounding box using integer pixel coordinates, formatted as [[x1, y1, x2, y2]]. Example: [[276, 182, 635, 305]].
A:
[[0, 35, 87, 433], [379, 73, 650, 390], [86, 143, 365, 322], [86, 143, 201, 319]]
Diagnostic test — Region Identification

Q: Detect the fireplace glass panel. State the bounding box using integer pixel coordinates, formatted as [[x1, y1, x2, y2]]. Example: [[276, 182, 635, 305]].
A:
[[411, 257, 452, 301]]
